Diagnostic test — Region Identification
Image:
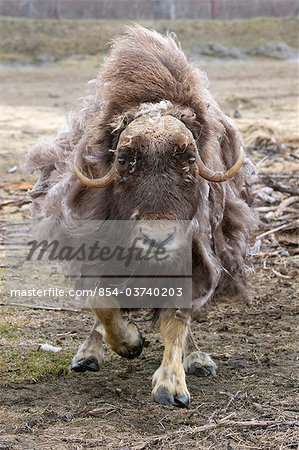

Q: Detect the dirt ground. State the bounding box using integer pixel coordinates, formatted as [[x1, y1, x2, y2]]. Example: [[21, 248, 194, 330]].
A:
[[0, 58, 298, 449]]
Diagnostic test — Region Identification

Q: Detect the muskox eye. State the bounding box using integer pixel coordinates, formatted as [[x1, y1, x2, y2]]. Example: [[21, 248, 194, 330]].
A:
[[118, 157, 126, 166], [188, 157, 196, 165]]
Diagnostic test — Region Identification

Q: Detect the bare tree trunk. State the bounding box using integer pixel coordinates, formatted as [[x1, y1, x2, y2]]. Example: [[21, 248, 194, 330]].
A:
[[154, 0, 163, 19], [211, 0, 216, 19], [168, 0, 176, 20]]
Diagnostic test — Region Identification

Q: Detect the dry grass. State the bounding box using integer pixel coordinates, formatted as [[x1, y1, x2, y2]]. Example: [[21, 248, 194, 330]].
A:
[[238, 119, 299, 148], [0, 16, 298, 63]]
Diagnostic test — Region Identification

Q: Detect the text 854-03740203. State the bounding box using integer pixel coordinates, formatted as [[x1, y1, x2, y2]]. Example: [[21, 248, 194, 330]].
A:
[[96, 287, 184, 297]]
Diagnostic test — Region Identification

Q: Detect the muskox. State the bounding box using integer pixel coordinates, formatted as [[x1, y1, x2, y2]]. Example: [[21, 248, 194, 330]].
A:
[[26, 25, 257, 407]]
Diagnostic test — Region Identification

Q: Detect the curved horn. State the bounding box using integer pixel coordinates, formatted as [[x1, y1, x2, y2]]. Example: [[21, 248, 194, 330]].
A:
[[161, 114, 245, 183], [195, 145, 244, 183], [74, 158, 116, 188]]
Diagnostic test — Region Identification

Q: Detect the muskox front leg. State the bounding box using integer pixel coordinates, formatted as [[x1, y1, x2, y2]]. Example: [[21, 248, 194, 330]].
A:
[[71, 321, 104, 372], [152, 310, 190, 407], [183, 329, 217, 377], [94, 306, 145, 359]]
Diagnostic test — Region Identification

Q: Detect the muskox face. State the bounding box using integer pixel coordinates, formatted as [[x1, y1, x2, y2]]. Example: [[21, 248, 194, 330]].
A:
[[74, 114, 244, 255], [109, 116, 201, 255], [111, 139, 200, 221], [111, 140, 200, 255]]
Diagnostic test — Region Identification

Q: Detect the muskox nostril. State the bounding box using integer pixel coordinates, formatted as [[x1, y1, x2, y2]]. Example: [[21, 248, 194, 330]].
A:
[[162, 230, 175, 245], [141, 232, 151, 245], [141, 231, 155, 247]]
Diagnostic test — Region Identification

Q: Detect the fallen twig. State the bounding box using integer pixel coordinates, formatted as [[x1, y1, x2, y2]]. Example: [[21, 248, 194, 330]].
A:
[[260, 174, 299, 179], [3, 182, 33, 191], [264, 178, 299, 196], [274, 196, 299, 212], [0, 302, 82, 312], [132, 419, 299, 449], [256, 206, 278, 212], [256, 220, 299, 240], [0, 198, 31, 209], [272, 269, 293, 279]]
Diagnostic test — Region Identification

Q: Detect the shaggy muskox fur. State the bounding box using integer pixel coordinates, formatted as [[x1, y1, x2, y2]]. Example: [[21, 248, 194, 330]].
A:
[[26, 25, 257, 310]]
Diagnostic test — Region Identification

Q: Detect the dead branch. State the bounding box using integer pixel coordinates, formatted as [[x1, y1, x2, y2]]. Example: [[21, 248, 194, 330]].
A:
[[275, 196, 299, 211], [132, 419, 299, 449], [260, 174, 299, 179], [0, 302, 82, 313], [264, 178, 299, 196], [0, 198, 31, 209], [272, 269, 293, 279], [256, 220, 299, 240]]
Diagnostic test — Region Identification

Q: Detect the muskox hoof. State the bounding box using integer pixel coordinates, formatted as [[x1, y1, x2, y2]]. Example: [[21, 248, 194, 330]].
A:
[[188, 363, 217, 377], [184, 351, 217, 377], [109, 319, 146, 359], [153, 386, 190, 408], [152, 366, 190, 408], [118, 336, 145, 359], [71, 356, 100, 373]]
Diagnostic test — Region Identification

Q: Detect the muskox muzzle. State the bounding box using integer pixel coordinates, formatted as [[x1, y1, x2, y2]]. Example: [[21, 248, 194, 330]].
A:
[[139, 224, 177, 251], [130, 221, 190, 259]]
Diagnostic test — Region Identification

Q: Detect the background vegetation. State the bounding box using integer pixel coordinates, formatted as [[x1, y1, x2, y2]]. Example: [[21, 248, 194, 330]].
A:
[[0, 16, 298, 63]]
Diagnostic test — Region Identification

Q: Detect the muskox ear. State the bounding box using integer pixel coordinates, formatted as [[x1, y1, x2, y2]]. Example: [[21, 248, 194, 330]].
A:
[[110, 111, 136, 149], [28, 165, 55, 198]]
